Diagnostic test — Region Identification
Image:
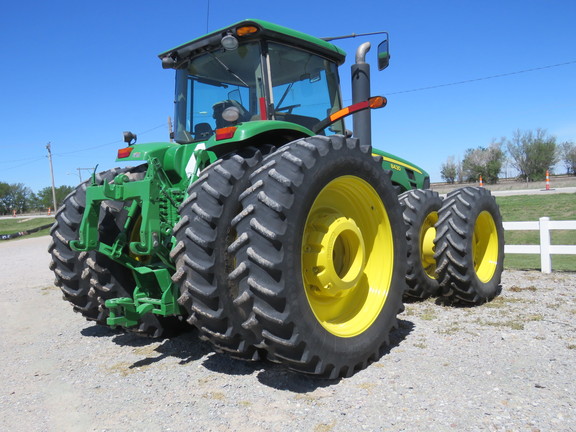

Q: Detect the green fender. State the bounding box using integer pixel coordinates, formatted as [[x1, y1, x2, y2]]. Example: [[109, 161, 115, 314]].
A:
[[372, 148, 430, 192]]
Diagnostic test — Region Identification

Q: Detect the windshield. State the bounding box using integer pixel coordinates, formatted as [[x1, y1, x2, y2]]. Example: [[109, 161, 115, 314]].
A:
[[268, 42, 345, 135], [172, 40, 344, 144], [173, 42, 263, 143]]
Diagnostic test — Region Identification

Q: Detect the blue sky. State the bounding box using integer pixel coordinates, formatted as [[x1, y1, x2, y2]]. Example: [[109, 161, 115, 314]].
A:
[[1, 0, 575, 192]]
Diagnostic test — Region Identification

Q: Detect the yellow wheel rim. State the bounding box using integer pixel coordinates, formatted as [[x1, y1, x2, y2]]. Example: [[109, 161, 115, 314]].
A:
[[473, 211, 499, 282], [301, 176, 394, 338], [420, 211, 438, 279]]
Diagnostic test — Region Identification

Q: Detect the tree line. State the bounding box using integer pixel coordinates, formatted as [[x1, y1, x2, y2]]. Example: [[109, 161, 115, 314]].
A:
[[0, 183, 74, 215], [440, 129, 576, 184]]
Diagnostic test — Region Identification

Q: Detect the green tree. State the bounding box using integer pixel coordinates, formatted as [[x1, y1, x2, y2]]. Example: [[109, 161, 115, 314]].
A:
[[560, 141, 576, 175], [35, 185, 75, 211], [506, 129, 559, 181], [461, 142, 504, 184], [440, 156, 458, 183], [0, 183, 35, 214], [0, 182, 10, 215]]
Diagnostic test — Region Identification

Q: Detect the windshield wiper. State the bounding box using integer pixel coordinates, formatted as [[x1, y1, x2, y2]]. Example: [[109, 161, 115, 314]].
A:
[[210, 53, 249, 88], [276, 82, 294, 110]]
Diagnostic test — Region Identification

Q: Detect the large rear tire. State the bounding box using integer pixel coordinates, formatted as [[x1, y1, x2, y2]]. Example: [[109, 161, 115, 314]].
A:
[[399, 189, 443, 300], [49, 168, 132, 323], [172, 146, 274, 359], [232, 135, 406, 378], [434, 187, 504, 304]]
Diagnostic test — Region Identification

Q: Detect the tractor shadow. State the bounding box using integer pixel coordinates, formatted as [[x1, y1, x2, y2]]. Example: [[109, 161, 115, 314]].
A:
[[254, 318, 414, 391], [80, 317, 414, 392], [81, 324, 212, 368]]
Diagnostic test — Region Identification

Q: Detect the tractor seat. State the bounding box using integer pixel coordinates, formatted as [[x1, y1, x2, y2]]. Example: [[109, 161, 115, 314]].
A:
[[194, 122, 213, 140]]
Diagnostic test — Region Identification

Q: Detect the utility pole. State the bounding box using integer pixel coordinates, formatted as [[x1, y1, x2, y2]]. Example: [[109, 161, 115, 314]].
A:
[[46, 142, 58, 212], [168, 116, 174, 142]]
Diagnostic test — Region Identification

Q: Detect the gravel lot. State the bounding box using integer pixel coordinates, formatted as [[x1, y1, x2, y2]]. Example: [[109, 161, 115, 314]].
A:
[[1, 236, 575, 432]]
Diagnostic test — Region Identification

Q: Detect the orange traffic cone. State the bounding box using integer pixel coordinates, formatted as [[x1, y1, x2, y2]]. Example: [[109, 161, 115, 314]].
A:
[[545, 170, 550, 190], [479, 175, 483, 187], [48, 207, 51, 216]]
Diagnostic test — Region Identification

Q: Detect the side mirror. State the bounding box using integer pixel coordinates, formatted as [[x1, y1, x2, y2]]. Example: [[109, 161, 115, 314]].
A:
[[377, 36, 390, 71]]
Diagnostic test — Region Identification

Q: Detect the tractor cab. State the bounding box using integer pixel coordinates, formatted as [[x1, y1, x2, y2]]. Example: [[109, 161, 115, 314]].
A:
[[160, 20, 348, 145]]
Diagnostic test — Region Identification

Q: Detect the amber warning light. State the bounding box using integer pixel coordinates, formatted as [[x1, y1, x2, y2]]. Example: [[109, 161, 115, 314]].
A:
[[117, 147, 134, 159], [312, 96, 387, 133], [329, 96, 387, 123], [236, 26, 259, 36], [215, 126, 237, 141]]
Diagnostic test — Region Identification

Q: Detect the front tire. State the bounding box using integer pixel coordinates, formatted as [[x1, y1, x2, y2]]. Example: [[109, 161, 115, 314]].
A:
[[232, 135, 406, 378], [434, 187, 504, 304], [399, 189, 443, 300]]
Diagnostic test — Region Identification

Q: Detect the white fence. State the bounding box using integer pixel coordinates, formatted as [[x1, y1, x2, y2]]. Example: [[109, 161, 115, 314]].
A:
[[503, 217, 576, 273]]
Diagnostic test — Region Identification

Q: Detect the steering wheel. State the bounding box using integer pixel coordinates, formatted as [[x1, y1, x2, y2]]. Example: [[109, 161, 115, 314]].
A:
[[275, 104, 301, 114]]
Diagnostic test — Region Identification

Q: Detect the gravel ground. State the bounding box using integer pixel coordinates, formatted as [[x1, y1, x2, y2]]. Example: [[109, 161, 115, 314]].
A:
[[1, 236, 575, 432]]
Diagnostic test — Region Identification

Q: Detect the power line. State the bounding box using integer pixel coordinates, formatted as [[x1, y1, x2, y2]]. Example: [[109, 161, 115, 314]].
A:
[[1, 123, 168, 166], [1, 157, 46, 171], [0, 155, 46, 165], [384, 60, 576, 96], [53, 123, 166, 157]]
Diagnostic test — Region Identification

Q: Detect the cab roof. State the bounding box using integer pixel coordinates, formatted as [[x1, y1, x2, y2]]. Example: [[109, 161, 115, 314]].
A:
[[158, 19, 346, 67]]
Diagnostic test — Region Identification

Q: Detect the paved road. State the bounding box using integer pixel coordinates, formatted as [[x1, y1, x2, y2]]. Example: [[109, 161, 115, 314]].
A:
[[0, 214, 54, 220], [490, 186, 576, 196]]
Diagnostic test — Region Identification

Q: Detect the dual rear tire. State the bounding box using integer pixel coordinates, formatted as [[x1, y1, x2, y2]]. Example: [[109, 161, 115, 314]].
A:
[[171, 146, 275, 360], [399, 186, 504, 305], [173, 135, 407, 378]]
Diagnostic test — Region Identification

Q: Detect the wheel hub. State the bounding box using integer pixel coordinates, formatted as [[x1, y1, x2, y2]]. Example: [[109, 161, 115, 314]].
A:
[[300, 175, 394, 338], [473, 210, 499, 282], [420, 212, 438, 279], [303, 211, 366, 297]]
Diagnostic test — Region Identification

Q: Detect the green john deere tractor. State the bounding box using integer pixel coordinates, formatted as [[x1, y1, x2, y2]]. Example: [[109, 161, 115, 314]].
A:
[[49, 19, 504, 378]]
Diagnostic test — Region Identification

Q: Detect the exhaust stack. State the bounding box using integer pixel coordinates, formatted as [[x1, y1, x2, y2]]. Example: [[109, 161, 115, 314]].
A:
[[351, 42, 372, 147]]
